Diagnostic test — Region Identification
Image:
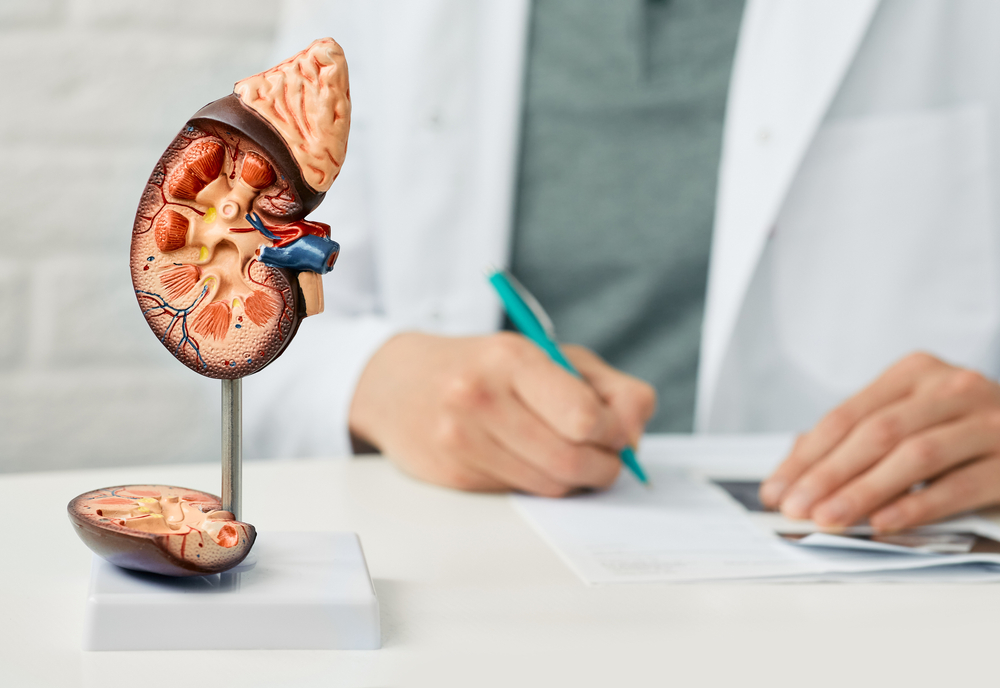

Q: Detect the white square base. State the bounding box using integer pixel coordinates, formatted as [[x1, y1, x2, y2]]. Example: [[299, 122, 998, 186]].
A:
[[83, 531, 380, 651]]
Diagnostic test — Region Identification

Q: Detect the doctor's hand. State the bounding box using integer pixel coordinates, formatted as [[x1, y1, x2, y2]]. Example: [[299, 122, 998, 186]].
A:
[[348, 332, 656, 496], [760, 352, 1000, 531]]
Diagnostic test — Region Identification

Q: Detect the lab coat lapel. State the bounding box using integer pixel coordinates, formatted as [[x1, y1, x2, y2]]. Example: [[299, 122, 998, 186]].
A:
[[695, 0, 879, 429], [372, 0, 530, 331]]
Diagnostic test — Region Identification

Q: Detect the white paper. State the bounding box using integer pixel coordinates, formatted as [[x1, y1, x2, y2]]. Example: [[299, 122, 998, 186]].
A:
[[513, 469, 795, 582], [512, 463, 1000, 584]]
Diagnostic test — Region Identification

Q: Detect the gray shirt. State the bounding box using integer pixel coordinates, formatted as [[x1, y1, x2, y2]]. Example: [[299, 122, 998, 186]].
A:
[[509, 0, 744, 431]]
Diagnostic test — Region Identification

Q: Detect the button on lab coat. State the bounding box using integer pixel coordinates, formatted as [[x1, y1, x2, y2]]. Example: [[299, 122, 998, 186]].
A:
[[245, 0, 1000, 458]]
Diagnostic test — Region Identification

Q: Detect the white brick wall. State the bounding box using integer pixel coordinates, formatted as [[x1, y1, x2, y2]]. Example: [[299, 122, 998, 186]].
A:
[[0, 0, 282, 472]]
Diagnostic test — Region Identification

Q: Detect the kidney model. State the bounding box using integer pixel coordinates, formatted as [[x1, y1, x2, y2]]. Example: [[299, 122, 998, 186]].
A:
[[69, 39, 351, 576]]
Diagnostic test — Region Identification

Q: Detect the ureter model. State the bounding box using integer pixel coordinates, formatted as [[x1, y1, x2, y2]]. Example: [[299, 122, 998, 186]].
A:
[[67, 38, 352, 577]]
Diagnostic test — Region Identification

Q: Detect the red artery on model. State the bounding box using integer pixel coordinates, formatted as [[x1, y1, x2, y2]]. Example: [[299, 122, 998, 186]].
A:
[[230, 219, 332, 248]]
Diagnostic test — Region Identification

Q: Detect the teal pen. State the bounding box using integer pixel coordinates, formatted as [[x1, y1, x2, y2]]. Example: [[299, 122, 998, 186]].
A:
[[488, 270, 650, 485]]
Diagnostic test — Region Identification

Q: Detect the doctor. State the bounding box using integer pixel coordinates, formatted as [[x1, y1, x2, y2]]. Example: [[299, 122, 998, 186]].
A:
[[248, 0, 1000, 531]]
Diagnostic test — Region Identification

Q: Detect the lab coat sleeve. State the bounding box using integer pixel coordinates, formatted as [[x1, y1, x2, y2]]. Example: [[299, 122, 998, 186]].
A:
[[242, 313, 398, 460], [241, 0, 515, 458], [242, 116, 403, 460], [243, 2, 414, 458]]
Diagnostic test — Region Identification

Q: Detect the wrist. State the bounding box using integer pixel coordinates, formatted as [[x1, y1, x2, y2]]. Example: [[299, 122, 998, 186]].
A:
[[347, 331, 426, 453]]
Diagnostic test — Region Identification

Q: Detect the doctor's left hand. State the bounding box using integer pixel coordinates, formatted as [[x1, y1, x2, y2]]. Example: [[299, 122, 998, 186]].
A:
[[759, 352, 1000, 531]]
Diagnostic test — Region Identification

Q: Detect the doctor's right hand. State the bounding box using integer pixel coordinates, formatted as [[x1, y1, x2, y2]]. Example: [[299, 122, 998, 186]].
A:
[[348, 332, 657, 496]]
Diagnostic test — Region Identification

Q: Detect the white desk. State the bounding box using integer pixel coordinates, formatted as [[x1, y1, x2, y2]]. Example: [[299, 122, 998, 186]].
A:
[[4, 435, 1000, 688]]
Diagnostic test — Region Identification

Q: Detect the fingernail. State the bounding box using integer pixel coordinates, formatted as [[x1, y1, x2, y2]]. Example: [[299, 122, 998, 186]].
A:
[[872, 506, 904, 533], [813, 499, 847, 526], [781, 489, 814, 519], [759, 478, 786, 506]]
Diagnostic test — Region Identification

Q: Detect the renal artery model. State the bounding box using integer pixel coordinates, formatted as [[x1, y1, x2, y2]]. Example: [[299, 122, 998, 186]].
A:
[[130, 38, 350, 379]]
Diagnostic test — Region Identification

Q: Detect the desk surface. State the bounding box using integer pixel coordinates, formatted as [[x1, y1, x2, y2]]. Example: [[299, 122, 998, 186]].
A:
[[4, 435, 1000, 688]]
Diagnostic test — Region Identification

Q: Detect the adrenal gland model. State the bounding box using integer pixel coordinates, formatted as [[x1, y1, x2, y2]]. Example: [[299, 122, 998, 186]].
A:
[[67, 38, 351, 577]]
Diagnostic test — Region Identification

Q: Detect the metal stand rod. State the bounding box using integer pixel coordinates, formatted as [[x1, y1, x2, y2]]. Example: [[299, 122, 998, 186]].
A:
[[222, 378, 242, 521]]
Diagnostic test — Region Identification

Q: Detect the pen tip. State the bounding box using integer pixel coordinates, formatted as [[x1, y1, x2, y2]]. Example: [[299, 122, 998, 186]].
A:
[[620, 446, 650, 485]]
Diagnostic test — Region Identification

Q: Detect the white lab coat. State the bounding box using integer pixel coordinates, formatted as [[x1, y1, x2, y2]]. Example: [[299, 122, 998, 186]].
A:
[[245, 0, 1000, 458]]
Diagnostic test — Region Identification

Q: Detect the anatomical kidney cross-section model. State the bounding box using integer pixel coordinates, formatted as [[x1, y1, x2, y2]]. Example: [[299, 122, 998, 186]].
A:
[[68, 39, 350, 576], [68, 486, 256, 577], [132, 38, 349, 378]]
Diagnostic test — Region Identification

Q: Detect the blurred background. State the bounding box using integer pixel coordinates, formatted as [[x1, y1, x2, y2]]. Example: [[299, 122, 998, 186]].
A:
[[0, 0, 286, 472]]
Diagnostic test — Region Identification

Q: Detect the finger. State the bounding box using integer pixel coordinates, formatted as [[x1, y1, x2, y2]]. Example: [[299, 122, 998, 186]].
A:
[[486, 394, 622, 490], [760, 352, 941, 508], [436, 463, 507, 493], [870, 455, 1000, 531], [811, 411, 1000, 527], [777, 382, 975, 520], [413, 413, 570, 496], [509, 344, 630, 450], [564, 345, 657, 445], [389, 441, 508, 494], [476, 432, 584, 497]]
